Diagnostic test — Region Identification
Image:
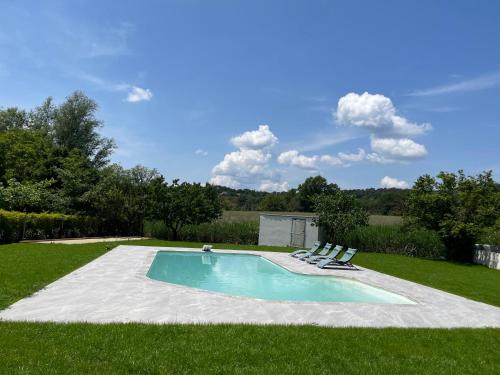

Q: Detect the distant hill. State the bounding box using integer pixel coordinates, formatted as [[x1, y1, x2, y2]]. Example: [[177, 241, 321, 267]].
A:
[[213, 186, 409, 216]]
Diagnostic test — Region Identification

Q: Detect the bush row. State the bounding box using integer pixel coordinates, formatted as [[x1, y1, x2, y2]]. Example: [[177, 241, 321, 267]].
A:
[[0, 209, 99, 243], [342, 225, 446, 259], [144, 220, 259, 245]]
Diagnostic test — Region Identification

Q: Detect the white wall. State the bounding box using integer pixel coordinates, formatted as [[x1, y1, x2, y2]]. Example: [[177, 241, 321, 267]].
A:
[[258, 215, 319, 248], [474, 244, 500, 269]]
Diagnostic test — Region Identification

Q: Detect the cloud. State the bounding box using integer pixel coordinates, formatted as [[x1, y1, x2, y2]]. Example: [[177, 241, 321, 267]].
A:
[[209, 175, 241, 189], [409, 71, 500, 96], [278, 150, 344, 169], [319, 154, 343, 166], [277, 150, 319, 170], [259, 180, 290, 192], [77, 72, 153, 103], [212, 149, 272, 177], [230, 125, 278, 150], [338, 148, 366, 162], [195, 149, 208, 156], [380, 176, 410, 189], [370, 136, 427, 159], [336, 92, 431, 136], [126, 86, 153, 102]]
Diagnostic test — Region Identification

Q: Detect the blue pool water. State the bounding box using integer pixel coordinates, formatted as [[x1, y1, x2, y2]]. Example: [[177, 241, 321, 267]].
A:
[[147, 251, 414, 304]]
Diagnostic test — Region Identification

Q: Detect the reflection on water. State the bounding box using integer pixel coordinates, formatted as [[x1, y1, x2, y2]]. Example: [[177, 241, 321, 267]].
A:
[[147, 251, 413, 304]]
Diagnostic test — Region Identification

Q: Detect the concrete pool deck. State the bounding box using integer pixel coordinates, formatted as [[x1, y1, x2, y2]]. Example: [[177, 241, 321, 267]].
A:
[[1, 245, 500, 327]]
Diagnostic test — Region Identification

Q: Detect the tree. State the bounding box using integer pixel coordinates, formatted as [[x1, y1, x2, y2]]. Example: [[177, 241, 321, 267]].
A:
[[0, 179, 65, 212], [151, 179, 222, 240], [0, 107, 28, 131], [0, 129, 56, 183], [406, 170, 500, 262], [258, 193, 288, 211], [297, 176, 338, 211], [53, 91, 115, 168], [313, 188, 368, 244]]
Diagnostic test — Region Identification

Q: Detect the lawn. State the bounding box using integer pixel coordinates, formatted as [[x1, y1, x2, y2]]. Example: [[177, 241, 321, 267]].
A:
[[1, 322, 498, 374], [1, 240, 499, 374]]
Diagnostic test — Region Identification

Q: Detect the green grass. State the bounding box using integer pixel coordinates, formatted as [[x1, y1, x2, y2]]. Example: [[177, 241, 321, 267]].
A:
[[355, 252, 500, 307], [0, 322, 498, 374], [1, 240, 500, 374]]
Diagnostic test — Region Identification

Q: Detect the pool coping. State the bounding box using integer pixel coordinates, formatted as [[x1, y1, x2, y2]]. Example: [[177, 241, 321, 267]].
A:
[[1, 245, 499, 328]]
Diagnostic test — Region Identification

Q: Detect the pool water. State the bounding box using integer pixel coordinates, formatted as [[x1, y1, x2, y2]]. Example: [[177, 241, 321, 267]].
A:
[[147, 251, 414, 304]]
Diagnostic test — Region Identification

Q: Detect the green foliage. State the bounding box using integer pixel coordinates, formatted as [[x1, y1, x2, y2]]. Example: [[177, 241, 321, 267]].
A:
[[0, 107, 27, 131], [53, 91, 115, 168], [258, 193, 289, 211], [150, 179, 222, 240], [83, 165, 159, 235], [479, 219, 500, 245], [344, 225, 445, 258], [0, 179, 66, 212], [0, 129, 56, 183], [0, 209, 98, 243], [297, 175, 338, 211], [313, 188, 369, 244], [406, 170, 500, 262], [145, 220, 259, 244], [346, 188, 409, 215]]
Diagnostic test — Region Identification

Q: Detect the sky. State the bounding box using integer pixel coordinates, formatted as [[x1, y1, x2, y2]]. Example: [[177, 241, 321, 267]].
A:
[[1, 0, 499, 191]]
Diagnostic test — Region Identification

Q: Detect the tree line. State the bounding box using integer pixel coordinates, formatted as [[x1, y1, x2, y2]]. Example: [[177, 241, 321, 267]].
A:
[[1, 91, 498, 262]]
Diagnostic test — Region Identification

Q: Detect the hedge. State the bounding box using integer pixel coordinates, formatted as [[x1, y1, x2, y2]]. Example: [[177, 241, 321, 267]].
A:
[[0, 209, 99, 244], [145, 220, 259, 245]]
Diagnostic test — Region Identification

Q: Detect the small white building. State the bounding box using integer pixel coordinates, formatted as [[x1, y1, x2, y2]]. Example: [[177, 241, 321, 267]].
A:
[[258, 213, 323, 248]]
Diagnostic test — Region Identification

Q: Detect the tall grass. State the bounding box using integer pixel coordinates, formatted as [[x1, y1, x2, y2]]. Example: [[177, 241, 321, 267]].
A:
[[144, 220, 259, 245], [343, 225, 445, 259]]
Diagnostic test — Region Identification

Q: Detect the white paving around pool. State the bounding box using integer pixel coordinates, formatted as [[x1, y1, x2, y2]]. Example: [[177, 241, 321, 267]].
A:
[[1, 245, 500, 328]]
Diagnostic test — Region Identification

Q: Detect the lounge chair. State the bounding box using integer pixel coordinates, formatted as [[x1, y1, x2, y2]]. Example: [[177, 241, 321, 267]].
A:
[[297, 242, 332, 260], [290, 241, 321, 257], [306, 245, 342, 264], [317, 248, 358, 269]]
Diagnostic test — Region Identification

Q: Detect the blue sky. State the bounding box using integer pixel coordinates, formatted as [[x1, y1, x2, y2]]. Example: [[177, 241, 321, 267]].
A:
[[1, 0, 499, 190]]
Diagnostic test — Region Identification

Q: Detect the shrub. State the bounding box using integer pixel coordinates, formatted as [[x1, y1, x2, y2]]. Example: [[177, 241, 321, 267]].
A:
[[479, 221, 500, 245], [0, 209, 99, 243], [145, 220, 259, 245], [343, 225, 446, 259]]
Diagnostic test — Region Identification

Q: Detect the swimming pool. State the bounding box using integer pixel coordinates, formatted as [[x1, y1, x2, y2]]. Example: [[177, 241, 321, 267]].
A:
[[147, 251, 414, 304]]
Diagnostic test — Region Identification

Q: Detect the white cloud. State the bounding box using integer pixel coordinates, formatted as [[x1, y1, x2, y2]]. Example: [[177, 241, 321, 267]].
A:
[[195, 149, 208, 156], [259, 180, 290, 192], [338, 148, 366, 162], [370, 137, 427, 159], [209, 175, 241, 189], [126, 86, 153, 102], [277, 150, 319, 170], [365, 152, 394, 164], [319, 154, 343, 166], [336, 92, 431, 136], [212, 149, 272, 177], [409, 71, 500, 96], [230, 125, 278, 150], [380, 176, 410, 189]]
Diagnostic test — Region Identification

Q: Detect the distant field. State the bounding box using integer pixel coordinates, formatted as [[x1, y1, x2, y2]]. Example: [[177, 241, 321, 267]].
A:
[[221, 211, 403, 226]]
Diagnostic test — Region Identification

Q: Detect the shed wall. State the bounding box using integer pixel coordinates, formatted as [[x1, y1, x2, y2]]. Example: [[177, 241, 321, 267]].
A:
[[258, 215, 319, 248]]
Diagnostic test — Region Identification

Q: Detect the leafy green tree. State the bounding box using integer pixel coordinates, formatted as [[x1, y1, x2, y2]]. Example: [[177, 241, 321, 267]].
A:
[[0, 107, 28, 131], [406, 170, 500, 262], [28, 97, 56, 134], [82, 165, 159, 235], [0, 129, 56, 183], [297, 176, 338, 211], [0, 179, 65, 212], [53, 91, 115, 168], [151, 179, 222, 240], [258, 193, 288, 211], [313, 188, 369, 244]]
